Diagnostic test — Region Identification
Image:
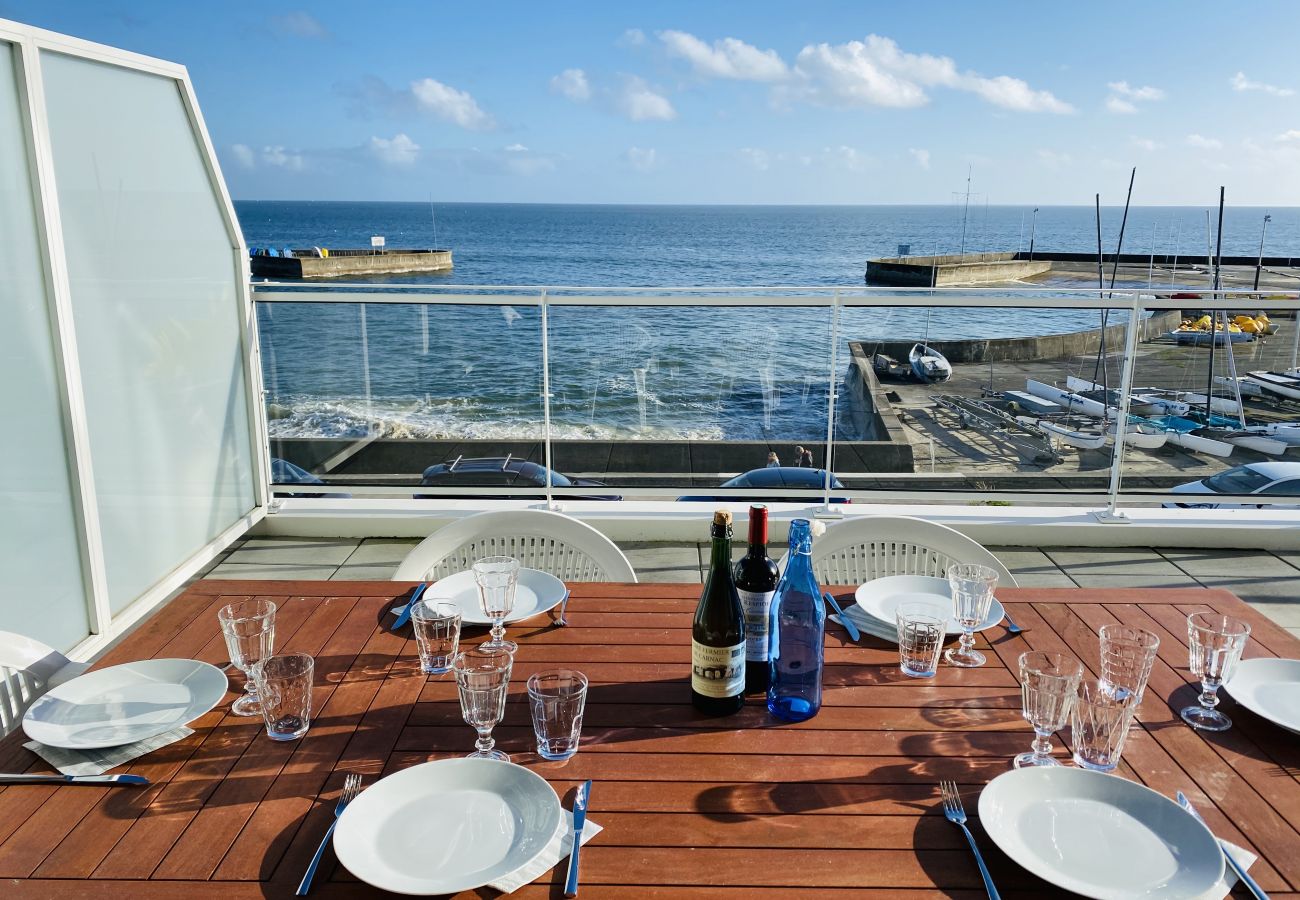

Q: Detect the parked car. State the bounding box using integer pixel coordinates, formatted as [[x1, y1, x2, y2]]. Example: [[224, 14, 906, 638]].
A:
[[1164, 461, 1300, 509], [678, 466, 850, 503], [270, 458, 352, 499], [416, 456, 621, 501]]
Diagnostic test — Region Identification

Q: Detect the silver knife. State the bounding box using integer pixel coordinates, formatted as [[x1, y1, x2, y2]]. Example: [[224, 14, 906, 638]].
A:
[[389, 582, 428, 631], [1176, 792, 1270, 900], [823, 593, 861, 641], [0, 773, 149, 786], [564, 779, 592, 897]]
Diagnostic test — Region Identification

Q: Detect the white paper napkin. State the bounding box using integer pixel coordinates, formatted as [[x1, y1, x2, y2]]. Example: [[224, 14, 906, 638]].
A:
[[490, 808, 603, 894], [23, 726, 193, 776], [1200, 839, 1259, 900], [829, 609, 898, 643]]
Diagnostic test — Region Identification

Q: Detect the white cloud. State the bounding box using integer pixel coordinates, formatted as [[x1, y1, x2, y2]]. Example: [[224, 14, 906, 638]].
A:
[[1276, 130, 1300, 143], [617, 77, 676, 121], [1231, 71, 1295, 97], [658, 30, 788, 81], [909, 147, 931, 169], [1186, 133, 1223, 150], [827, 145, 869, 170], [1037, 149, 1072, 168], [550, 68, 591, 102], [1105, 96, 1138, 114], [368, 133, 419, 166], [739, 147, 771, 170], [261, 145, 305, 170], [230, 143, 256, 168], [1107, 81, 1165, 101], [789, 35, 1072, 113], [1132, 137, 1162, 151], [505, 143, 529, 152], [410, 78, 495, 130], [619, 28, 646, 47], [626, 146, 657, 171], [269, 11, 328, 39]]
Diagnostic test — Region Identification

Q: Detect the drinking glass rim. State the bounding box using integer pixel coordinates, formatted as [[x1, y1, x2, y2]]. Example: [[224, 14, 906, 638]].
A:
[[1187, 613, 1251, 638], [452, 647, 514, 674], [473, 555, 520, 572], [527, 669, 588, 697], [412, 598, 461, 621], [1077, 677, 1137, 707], [1019, 651, 1084, 681], [946, 563, 1000, 585], [1099, 624, 1161, 649], [218, 598, 276, 624], [260, 652, 313, 679], [894, 601, 947, 624]]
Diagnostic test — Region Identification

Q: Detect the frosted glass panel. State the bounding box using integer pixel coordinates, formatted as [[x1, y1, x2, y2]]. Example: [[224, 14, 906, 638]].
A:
[[0, 42, 91, 651], [42, 51, 255, 613]]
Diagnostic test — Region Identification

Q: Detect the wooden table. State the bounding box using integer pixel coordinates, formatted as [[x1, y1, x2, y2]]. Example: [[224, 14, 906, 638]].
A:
[[1, 580, 1298, 898]]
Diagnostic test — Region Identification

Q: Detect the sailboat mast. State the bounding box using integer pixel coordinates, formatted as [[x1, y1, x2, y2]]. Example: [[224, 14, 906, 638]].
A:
[[1205, 203, 1217, 421], [959, 166, 972, 257]]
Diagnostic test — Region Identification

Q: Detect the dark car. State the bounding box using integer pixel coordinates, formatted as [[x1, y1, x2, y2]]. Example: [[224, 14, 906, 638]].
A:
[[678, 466, 850, 503], [270, 458, 352, 499], [416, 455, 621, 501]]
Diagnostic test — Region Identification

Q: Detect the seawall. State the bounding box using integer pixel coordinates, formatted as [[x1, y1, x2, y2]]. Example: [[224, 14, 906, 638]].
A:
[[251, 249, 453, 278]]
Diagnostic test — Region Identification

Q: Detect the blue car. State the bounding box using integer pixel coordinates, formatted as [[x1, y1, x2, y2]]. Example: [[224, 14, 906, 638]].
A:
[[678, 466, 849, 503], [270, 458, 352, 499], [416, 456, 621, 501]]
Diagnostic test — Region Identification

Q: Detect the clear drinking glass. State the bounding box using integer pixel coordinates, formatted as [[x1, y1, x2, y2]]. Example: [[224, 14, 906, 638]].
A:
[[527, 670, 588, 761], [1181, 613, 1251, 732], [453, 647, 514, 761], [1016, 651, 1084, 768], [895, 602, 947, 678], [473, 556, 520, 652], [412, 599, 461, 674], [218, 599, 277, 716], [1099, 624, 1160, 704], [944, 564, 999, 668], [257, 652, 314, 741], [1073, 678, 1136, 771]]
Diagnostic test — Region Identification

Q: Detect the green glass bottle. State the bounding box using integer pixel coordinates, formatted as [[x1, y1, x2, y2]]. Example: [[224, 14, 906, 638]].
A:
[[691, 510, 746, 716]]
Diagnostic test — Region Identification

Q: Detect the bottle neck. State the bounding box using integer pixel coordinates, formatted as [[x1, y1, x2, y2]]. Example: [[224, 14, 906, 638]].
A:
[[746, 508, 768, 557], [710, 526, 732, 572], [787, 520, 812, 560]]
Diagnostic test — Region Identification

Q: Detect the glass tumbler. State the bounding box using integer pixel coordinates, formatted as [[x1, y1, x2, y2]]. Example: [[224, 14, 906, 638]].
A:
[[1181, 613, 1251, 732], [412, 599, 461, 674], [257, 653, 314, 741], [895, 602, 947, 678], [1099, 624, 1160, 704], [1072, 678, 1136, 771], [1016, 651, 1084, 768], [944, 564, 999, 668], [473, 556, 520, 653], [218, 599, 277, 716], [527, 670, 589, 761], [453, 647, 514, 761]]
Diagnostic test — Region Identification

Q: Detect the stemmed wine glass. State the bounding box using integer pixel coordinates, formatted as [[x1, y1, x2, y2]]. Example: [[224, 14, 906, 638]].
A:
[[453, 647, 514, 761], [944, 564, 1000, 668], [218, 599, 276, 716], [473, 556, 520, 652], [1015, 651, 1083, 768], [1181, 613, 1251, 732]]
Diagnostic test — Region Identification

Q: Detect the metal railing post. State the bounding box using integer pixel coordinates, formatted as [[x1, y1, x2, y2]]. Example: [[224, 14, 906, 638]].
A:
[[359, 303, 373, 433], [540, 290, 558, 510], [820, 290, 843, 516], [1098, 292, 1142, 522]]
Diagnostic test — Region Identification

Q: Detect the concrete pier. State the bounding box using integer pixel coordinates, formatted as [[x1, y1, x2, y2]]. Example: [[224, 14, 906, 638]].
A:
[[867, 252, 1052, 286], [251, 249, 453, 278]]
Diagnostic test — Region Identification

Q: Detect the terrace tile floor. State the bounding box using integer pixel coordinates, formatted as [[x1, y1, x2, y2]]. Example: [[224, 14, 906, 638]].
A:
[[201, 538, 1300, 641]]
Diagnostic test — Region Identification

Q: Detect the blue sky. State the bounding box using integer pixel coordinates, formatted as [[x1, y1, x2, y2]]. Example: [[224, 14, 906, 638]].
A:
[[6, 1, 1300, 204]]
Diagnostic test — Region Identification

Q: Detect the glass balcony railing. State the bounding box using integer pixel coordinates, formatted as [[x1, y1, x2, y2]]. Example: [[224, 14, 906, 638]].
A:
[[254, 284, 1300, 512]]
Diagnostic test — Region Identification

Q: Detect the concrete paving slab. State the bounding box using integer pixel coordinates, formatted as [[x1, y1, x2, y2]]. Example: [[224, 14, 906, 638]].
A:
[[1159, 549, 1300, 577], [990, 547, 1066, 575], [1193, 577, 1300, 625], [1067, 574, 1202, 590], [623, 545, 704, 583], [331, 565, 400, 581], [225, 538, 359, 566], [344, 539, 422, 566], [1270, 551, 1300, 572], [205, 562, 342, 580], [1244, 602, 1300, 628], [1007, 573, 1078, 588], [1044, 548, 1184, 577]]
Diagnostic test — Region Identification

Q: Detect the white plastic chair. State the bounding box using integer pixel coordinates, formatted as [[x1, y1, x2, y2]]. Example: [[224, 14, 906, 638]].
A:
[[393, 510, 639, 583], [788, 516, 1017, 587], [0, 631, 90, 736]]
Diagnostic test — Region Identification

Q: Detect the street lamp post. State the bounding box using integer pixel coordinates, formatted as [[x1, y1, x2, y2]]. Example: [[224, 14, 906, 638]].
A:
[[1027, 207, 1039, 261], [1253, 213, 1271, 292]]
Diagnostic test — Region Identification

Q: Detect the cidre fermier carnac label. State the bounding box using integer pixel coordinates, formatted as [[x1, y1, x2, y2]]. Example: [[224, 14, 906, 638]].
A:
[[736, 589, 775, 661], [691, 640, 745, 697]]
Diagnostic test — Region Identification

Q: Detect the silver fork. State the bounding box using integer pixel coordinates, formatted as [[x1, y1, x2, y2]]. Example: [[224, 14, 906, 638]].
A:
[[940, 781, 1001, 900], [553, 590, 572, 627], [297, 773, 362, 896]]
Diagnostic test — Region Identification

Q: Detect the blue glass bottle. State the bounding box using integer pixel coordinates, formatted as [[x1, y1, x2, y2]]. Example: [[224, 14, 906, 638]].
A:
[[767, 519, 825, 722]]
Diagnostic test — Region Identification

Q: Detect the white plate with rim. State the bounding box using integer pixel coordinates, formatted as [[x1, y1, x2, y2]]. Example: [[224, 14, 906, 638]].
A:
[[1227, 657, 1300, 734], [427, 568, 567, 625], [853, 575, 1004, 636], [333, 757, 562, 896], [978, 767, 1223, 900], [22, 658, 228, 750]]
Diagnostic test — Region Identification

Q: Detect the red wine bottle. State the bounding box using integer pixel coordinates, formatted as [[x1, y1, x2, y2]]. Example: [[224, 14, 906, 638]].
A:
[[691, 510, 746, 716], [734, 505, 779, 694]]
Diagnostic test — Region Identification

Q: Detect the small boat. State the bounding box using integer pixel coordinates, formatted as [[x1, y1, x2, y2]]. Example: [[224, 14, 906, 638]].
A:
[[1175, 390, 1241, 416], [1000, 391, 1065, 416], [1036, 419, 1106, 450], [909, 344, 952, 384], [1166, 330, 1256, 345], [1215, 376, 1268, 399], [1245, 372, 1300, 402], [1106, 418, 1168, 450], [1025, 380, 1108, 418], [1146, 415, 1234, 457], [871, 352, 911, 381]]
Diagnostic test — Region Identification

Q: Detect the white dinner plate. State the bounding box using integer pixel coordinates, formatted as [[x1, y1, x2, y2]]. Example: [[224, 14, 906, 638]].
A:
[[22, 658, 228, 750], [1227, 657, 1300, 734], [333, 758, 562, 896], [978, 767, 1223, 900], [853, 575, 1004, 636], [427, 568, 567, 625]]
